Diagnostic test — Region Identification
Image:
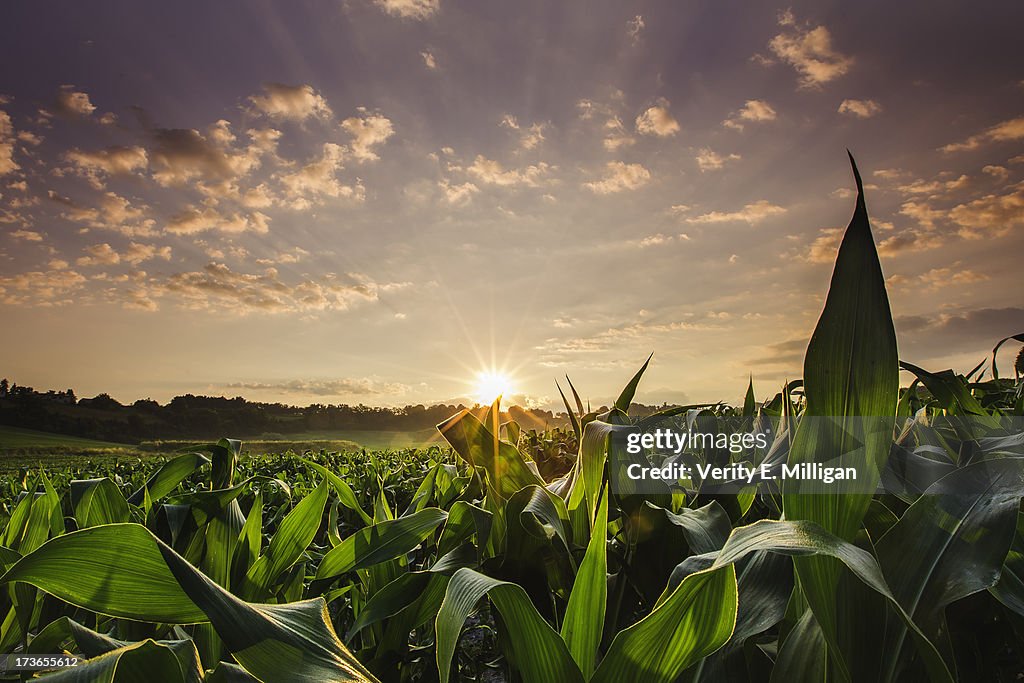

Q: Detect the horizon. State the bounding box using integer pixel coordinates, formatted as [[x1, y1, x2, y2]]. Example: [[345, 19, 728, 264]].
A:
[[0, 372, 686, 414], [2, 1, 1023, 409]]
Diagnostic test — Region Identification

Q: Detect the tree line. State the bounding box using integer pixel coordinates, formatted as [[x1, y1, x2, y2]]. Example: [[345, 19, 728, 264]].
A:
[[0, 378, 644, 443]]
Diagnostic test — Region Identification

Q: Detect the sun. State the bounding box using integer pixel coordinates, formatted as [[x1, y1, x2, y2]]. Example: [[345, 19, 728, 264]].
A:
[[471, 370, 515, 405]]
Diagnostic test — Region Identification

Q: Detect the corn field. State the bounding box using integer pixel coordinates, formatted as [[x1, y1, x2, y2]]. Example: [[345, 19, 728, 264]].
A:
[[1, 159, 1023, 681]]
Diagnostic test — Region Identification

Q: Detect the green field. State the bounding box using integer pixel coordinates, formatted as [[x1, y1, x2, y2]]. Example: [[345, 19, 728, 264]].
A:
[[249, 428, 444, 450], [0, 425, 441, 459], [0, 425, 445, 475], [0, 425, 130, 450]]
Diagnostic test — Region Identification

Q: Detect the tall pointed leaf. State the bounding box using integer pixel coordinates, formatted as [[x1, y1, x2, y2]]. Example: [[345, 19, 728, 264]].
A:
[[245, 479, 329, 595], [783, 153, 899, 681], [614, 353, 653, 413], [561, 484, 608, 678]]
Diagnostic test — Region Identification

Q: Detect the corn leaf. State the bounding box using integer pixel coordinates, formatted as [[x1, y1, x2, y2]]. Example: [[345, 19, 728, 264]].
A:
[[876, 457, 1024, 671], [1, 523, 379, 681], [437, 410, 544, 501], [37, 638, 203, 683], [316, 507, 448, 581], [591, 563, 737, 683], [783, 154, 899, 681], [126, 453, 210, 506], [435, 567, 583, 683], [561, 483, 608, 678], [245, 479, 329, 595]]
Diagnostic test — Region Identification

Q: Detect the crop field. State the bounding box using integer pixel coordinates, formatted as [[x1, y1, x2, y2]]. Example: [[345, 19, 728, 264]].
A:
[[0, 170, 1022, 681], [0, 427, 130, 452], [252, 429, 445, 451]]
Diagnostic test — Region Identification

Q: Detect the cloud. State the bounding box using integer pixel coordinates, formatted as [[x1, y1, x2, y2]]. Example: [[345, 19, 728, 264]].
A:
[[635, 100, 680, 137], [149, 263, 409, 314], [895, 307, 1024, 360], [695, 148, 741, 172], [76, 243, 121, 266], [150, 127, 257, 186], [0, 111, 18, 175], [805, 227, 844, 263], [54, 85, 96, 117], [373, 0, 439, 20], [421, 50, 437, 69], [877, 229, 945, 256], [983, 165, 1009, 181], [208, 119, 235, 146], [466, 155, 551, 187], [838, 99, 882, 118], [438, 179, 479, 205], [749, 337, 807, 367], [0, 267, 87, 306], [75, 242, 168, 267], [723, 100, 777, 130], [341, 110, 394, 161], [166, 206, 270, 235], [895, 174, 969, 196], [9, 229, 43, 242], [248, 83, 332, 120], [949, 183, 1024, 238], [585, 161, 650, 194], [537, 316, 726, 358], [602, 117, 635, 150], [873, 168, 907, 181], [627, 15, 644, 45], [637, 233, 673, 247], [887, 266, 988, 290], [501, 117, 547, 150], [15, 131, 39, 148], [898, 201, 944, 228], [255, 247, 310, 266], [123, 242, 172, 265], [519, 123, 546, 150], [767, 11, 853, 88], [684, 200, 785, 224], [279, 143, 363, 207], [51, 191, 156, 237], [64, 146, 148, 182], [225, 377, 410, 397], [941, 116, 1024, 153]]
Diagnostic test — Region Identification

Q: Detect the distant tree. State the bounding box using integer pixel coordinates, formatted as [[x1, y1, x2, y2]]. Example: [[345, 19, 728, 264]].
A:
[[0, 378, 7, 397], [133, 398, 161, 412], [80, 393, 123, 411]]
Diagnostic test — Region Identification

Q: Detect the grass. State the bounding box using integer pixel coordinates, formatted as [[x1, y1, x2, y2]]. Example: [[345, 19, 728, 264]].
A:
[[253, 428, 445, 450], [0, 425, 130, 450]]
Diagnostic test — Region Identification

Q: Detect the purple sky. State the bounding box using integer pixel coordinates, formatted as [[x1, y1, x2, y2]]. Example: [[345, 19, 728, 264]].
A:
[[1, 1, 1022, 408]]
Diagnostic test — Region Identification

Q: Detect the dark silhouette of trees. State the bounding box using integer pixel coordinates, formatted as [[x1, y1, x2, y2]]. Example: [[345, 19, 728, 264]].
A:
[[0, 377, 676, 443]]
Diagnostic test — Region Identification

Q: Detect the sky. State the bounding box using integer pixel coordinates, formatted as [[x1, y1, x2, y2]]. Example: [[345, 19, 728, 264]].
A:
[[1, 0, 1022, 410]]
